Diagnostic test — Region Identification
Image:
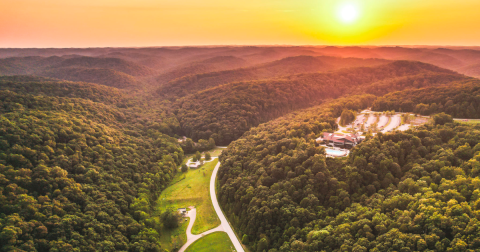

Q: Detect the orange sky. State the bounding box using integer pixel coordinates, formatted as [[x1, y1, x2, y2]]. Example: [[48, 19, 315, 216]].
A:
[[1, 0, 480, 47]]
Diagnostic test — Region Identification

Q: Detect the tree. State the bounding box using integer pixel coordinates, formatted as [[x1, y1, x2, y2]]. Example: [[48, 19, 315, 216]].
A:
[[242, 234, 249, 244], [195, 151, 201, 161], [181, 164, 188, 172], [433, 112, 453, 125], [205, 153, 211, 160], [161, 209, 180, 229], [340, 110, 356, 126], [257, 238, 268, 252]]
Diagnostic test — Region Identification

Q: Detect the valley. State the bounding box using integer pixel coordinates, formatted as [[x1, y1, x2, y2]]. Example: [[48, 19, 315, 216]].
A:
[[3, 46, 480, 252]]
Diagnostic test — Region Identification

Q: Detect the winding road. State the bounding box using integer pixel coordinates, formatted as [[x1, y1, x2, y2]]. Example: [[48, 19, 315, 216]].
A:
[[178, 159, 245, 252]]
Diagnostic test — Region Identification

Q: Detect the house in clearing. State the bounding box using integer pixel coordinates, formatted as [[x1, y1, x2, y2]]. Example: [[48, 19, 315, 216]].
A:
[[178, 208, 187, 216], [188, 161, 202, 169], [316, 132, 362, 147]]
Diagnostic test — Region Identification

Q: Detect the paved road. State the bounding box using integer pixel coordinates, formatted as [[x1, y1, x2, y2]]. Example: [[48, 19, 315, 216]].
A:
[[178, 208, 224, 252], [178, 159, 244, 252], [210, 161, 245, 252]]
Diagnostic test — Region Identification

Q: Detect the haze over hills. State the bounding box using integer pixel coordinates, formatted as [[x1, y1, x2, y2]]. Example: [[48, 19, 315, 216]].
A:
[[157, 55, 390, 99], [173, 60, 467, 144], [4, 46, 480, 251]]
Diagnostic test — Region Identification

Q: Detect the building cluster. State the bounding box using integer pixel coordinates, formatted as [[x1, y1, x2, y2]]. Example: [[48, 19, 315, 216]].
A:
[[316, 132, 364, 148]]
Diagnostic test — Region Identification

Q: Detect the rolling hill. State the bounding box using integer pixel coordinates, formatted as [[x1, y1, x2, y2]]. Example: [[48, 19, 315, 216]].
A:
[[39, 67, 140, 89], [457, 63, 480, 78], [157, 55, 389, 99], [174, 61, 464, 145], [55, 56, 156, 76], [156, 56, 248, 85]]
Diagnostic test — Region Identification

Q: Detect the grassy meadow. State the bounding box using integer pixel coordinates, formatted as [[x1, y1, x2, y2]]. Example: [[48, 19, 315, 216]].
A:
[[157, 159, 221, 234], [185, 232, 236, 252]]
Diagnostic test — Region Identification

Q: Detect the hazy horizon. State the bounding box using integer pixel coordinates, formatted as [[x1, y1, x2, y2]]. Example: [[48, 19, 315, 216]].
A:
[[2, 0, 480, 48]]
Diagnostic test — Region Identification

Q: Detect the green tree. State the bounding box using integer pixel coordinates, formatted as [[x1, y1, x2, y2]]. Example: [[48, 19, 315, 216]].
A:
[[161, 209, 180, 229]]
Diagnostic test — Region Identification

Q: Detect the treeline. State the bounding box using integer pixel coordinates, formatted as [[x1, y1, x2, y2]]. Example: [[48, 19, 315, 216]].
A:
[[0, 78, 183, 251], [372, 79, 480, 118], [175, 61, 463, 145], [218, 91, 480, 251]]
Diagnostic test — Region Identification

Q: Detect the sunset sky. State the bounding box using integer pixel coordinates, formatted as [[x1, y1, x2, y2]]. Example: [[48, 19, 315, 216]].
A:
[[1, 0, 480, 48]]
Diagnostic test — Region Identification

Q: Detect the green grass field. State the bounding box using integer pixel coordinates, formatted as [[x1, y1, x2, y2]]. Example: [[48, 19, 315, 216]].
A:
[[157, 159, 220, 235], [185, 232, 236, 252], [158, 217, 189, 252], [205, 147, 226, 157]]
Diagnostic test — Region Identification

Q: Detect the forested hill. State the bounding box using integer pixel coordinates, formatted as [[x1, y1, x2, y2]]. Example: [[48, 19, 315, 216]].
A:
[[0, 75, 127, 104], [372, 79, 480, 118], [0, 77, 184, 251], [3, 46, 480, 251], [52, 57, 156, 76], [156, 56, 248, 85], [156, 56, 389, 99], [174, 61, 466, 145], [39, 67, 140, 89], [0, 56, 155, 89], [218, 93, 480, 251]]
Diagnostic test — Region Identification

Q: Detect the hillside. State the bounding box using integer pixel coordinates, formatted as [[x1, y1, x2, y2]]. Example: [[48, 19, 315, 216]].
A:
[[0, 56, 64, 75], [218, 93, 480, 250], [175, 61, 463, 145], [156, 56, 248, 85], [0, 75, 127, 104], [40, 67, 140, 89], [157, 56, 389, 99], [55, 56, 156, 76], [372, 79, 480, 118], [0, 77, 183, 251], [457, 63, 480, 78]]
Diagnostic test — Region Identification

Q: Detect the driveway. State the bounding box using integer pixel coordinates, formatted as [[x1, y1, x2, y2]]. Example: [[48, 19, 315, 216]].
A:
[[178, 207, 224, 252], [177, 159, 244, 252]]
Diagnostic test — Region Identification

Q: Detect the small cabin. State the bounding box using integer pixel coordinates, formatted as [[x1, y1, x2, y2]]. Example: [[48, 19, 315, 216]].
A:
[[178, 208, 187, 216]]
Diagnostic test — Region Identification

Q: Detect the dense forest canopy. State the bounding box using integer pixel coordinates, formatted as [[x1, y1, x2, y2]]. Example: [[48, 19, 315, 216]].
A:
[[156, 56, 389, 99], [2, 46, 480, 251], [217, 96, 480, 251], [0, 78, 183, 251], [174, 61, 467, 145], [372, 79, 480, 118]]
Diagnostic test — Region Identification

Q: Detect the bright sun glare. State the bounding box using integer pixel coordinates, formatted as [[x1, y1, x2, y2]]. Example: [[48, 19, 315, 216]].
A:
[[338, 3, 359, 24]]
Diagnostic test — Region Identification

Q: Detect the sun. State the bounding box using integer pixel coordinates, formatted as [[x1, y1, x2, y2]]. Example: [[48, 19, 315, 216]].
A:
[[338, 3, 360, 24]]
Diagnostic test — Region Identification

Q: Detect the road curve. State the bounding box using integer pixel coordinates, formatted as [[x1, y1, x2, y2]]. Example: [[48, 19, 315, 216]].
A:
[[210, 161, 245, 252], [178, 207, 224, 252], [177, 158, 244, 252]]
